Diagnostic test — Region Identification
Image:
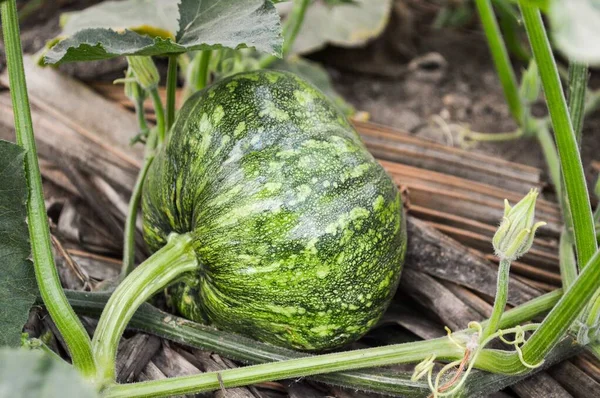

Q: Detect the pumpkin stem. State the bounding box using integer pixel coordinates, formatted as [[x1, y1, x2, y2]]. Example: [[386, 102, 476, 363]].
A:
[[92, 233, 198, 388]]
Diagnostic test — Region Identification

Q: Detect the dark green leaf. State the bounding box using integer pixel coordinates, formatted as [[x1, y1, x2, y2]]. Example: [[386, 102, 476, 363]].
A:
[[174, 0, 282, 53], [0, 140, 37, 347], [0, 348, 97, 397], [43, 0, 282, 65], [271, 57, 355, 115]]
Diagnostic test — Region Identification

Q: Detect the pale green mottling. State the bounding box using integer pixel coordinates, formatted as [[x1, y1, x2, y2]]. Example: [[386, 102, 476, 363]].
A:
[[310, 324, 339, 336], [199, 113, 212, 132], [212, 105, 225, 124], [293, 89, 314, 106], [266, 304, 306, 317], [295, 184, 312, 203], [263, 182, 282, 192], [325, 207, 370, 235], [259, 100, 289, 121], [233, 121, 246, 137], [239, 73, 259, 81], [316, 266, 330, 278], [226, 80, 238, 93], [305, 238, 319, 255], [265, 72, 280, 83], [349, 163, 372, 179], [373, 195, 385, 212]]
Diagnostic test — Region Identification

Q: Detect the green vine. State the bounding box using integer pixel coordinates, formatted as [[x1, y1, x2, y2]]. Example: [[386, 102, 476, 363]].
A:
[[0, 0, 96, 379]]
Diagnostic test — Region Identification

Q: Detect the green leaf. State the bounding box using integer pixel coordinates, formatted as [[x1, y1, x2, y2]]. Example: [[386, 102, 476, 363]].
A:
[[0, 140, 37, 347], [43, 0, 283, 65], [548, 0, 600, 65], [0, 348, 97, 397], [271, 56, 355, 115], [291, 0, 392, 54]]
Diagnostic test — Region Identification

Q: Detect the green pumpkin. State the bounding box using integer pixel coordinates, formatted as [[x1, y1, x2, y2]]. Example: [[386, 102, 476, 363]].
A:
[[142, 70, 406, 351]]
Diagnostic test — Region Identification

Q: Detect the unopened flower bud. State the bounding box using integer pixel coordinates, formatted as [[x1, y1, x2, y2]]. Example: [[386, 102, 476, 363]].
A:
[[120, 66, 145, 103], [127, 56, 160, 91], [519, 60, 541, 105], [493, 189, 546, 261]]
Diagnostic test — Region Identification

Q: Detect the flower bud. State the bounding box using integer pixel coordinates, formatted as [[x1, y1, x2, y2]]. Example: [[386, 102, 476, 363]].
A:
[[119, 66, 145, 103], [127, 56, 160, 91], [492, 189, 546, 261], [519, 60, 541, 105]]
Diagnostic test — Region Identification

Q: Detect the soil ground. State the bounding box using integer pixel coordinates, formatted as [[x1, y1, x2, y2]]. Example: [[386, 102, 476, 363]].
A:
[[314, 7, 600, 191]]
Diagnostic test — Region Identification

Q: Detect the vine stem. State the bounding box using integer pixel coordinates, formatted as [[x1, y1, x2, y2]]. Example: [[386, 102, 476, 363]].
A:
[[195, 50, 212, 91], [483, 258, 511, 340], [103, 339, 463, 398], [557, 62, 589, 289], [165, 54, 178, 132], [150, 88, 166, 143], [120, 153, 155, 278], [121, 93, 155, 279], [63, 289, 561, 397], [93, 233, 198, 387], [520, 3, 598, 269], [475, 0, 524, 123], [559, 229, 577, 290], [258, 0, 310, 68], [133, 95, 150, 141], [567, 62, 588, 145], [482, 247, 600, 372], [0, 0, 96, 379]]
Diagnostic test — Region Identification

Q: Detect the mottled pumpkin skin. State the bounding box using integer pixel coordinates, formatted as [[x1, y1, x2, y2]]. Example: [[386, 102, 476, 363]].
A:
[[142, 70, 406, 351]]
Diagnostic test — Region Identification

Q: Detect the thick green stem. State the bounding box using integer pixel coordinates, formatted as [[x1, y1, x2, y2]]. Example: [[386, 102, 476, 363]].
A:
[[475, 0, 524, 123], [494, 0, 531, 62], [521, 3, 597, 269], [195, 50, 212, 91], [483, 258, 512, 339], [281, 0, 310, 56], [0, 0, 96, 379], [258, 0, 310, 68], [557, 62, 588, 288], [93, 233, 198, 386], [165, 54, 178, 132], [150, 88, 166, 143], [510, 247, 600, 369]]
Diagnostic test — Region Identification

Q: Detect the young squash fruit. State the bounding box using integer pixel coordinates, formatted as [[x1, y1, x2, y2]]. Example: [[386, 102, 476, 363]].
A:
[[142, 70, 406, 351]]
